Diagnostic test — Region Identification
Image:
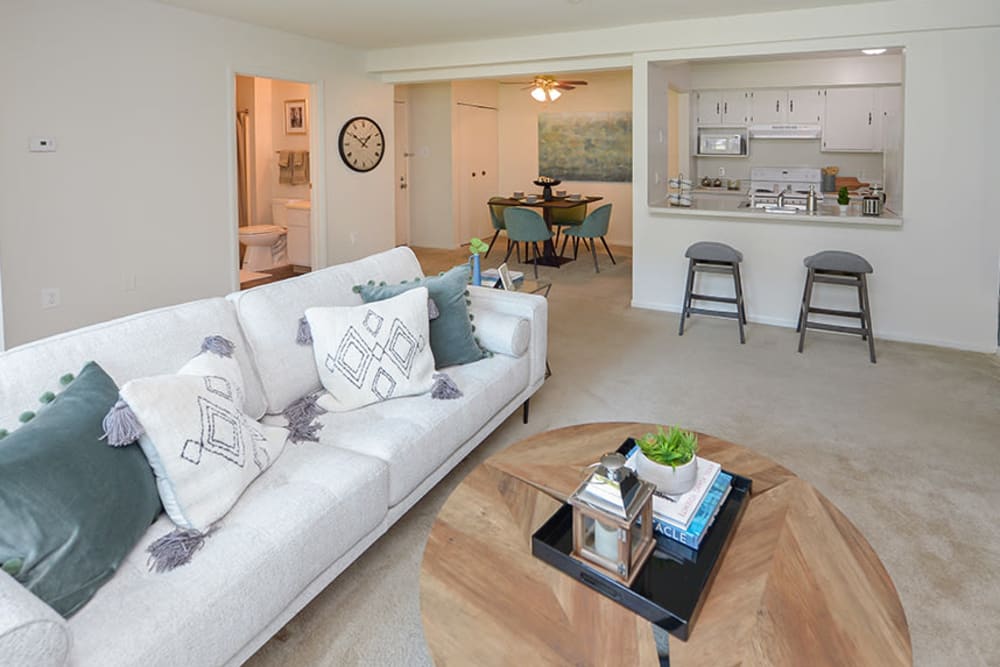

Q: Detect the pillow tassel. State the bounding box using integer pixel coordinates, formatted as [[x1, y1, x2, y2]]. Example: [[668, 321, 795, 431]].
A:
[[102, 399, 145, 447], [200, 335, 235, 358], [432, 372, 463, 400], [296, 316, 313, 345], [146, 526, 216, 573], [283, 392, 327, 443], [427, 297, 440, 320]]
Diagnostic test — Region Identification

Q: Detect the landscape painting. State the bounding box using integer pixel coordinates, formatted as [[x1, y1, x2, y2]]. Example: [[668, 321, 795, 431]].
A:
[[538, 111, 632, 182]]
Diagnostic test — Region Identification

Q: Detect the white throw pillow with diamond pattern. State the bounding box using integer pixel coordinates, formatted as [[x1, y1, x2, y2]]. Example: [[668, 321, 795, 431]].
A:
[[119, 349, 288, 531], [306, 286, 434, 412]]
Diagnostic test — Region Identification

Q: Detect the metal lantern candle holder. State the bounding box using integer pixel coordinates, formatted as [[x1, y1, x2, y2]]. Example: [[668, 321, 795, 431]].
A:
[[568, 452, 657, 585]]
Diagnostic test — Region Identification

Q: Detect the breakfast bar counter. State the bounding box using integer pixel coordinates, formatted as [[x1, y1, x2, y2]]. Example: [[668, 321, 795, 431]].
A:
[[650, 196, 902, 227]]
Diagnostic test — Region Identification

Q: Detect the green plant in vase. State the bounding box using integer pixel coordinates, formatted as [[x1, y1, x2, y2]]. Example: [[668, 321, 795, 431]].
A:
[[635, 426, 699, 495], [468, 237, 489, 286], [837, 186, 851, 208]]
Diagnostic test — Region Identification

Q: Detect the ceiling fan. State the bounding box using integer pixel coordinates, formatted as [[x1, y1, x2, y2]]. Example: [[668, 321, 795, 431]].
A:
[[502, 76, 589, 102]]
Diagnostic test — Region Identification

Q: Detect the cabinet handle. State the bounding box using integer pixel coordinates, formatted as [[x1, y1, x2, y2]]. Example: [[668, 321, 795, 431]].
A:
[[471, 172, 476, 177], [789, 99, 794, 113], [868, 112, 872, 125], [724, 101, 728, 114], [481, 170, 486, 176], [716, 102, 720, 115]]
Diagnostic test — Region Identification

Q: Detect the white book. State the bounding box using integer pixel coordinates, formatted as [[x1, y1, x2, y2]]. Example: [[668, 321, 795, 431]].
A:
[[624, 448, 721, 530]]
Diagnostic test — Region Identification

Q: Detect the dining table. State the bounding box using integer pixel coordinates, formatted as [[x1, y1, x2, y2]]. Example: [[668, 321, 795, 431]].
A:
[[490, 195, 603, 267]]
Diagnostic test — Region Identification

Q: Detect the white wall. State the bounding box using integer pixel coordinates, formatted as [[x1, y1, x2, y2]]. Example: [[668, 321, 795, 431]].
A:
[[498, 70, 633, 246], [368, 0, 1000, 352], [0, 0, 395, 348]]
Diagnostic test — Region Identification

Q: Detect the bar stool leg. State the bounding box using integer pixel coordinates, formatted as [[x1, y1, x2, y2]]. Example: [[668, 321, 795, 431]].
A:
[[795, 273, 811, 333], [732, 262, 746, 344], [734, 263, 748, 325], [797, 269, 815, 353], [678, 259, 696, 336], [855, 277, 868, 341], [860, 273, 877, 363]]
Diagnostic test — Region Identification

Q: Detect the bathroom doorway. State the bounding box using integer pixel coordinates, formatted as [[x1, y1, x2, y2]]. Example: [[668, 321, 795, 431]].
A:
[[234, 74, 316, 290]]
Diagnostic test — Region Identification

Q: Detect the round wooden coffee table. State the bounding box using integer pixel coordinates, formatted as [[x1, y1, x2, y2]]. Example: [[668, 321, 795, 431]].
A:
[[419, 422, 912, 666]]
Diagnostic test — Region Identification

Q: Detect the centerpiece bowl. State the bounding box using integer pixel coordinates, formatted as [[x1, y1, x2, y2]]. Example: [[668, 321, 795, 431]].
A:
[[533, 177, 562, 201]]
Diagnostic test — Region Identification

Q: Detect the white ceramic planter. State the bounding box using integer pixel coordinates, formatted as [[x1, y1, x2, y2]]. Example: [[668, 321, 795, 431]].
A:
[[636, 454, 698, 496]]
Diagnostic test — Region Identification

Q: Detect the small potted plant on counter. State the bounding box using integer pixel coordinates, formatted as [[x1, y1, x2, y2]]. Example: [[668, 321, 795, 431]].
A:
[[837, 186, 851, 214], [635, 425, 699, 495]]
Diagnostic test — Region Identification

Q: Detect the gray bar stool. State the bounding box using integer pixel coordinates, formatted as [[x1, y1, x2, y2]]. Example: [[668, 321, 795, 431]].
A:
[[796, 250, 876, 363], [678, 241, 747, 344]]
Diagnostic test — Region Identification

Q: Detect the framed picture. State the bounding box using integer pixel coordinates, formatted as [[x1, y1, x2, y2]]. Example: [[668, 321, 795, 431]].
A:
[[284, 99, 308, 135], [498, 263, 514, 291]]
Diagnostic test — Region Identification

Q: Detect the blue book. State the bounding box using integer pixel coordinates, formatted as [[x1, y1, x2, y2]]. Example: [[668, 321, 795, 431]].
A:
[[651, 472, 733, 549]]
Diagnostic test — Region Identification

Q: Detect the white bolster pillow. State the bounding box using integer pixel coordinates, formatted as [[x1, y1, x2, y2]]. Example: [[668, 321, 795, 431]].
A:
[[0, 570, 71, 667], [469, 308, 530, 357]]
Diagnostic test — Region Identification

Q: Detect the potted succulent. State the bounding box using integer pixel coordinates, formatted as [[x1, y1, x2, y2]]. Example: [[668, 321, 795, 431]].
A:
[[468, 237, 489, 286], [837, 186, 851, 214], [634, 426, 699, 495]]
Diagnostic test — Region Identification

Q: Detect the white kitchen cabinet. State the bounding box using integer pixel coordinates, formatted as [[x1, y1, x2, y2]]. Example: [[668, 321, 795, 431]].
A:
[[695, 90, 749, 126], [822, 87, 878, 151], [787, 88, 825, 124], [748, 88, 824, 124]]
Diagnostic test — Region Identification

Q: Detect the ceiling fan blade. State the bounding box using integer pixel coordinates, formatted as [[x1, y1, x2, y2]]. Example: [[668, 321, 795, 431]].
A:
[[554, 84, 576, 90], [559, 80, 589, 85]]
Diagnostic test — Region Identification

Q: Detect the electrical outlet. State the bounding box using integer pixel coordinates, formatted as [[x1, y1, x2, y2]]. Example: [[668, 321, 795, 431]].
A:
[[719, 167, 726, 177], [29, 137, 56, 153], [41, 288, 60, 309]]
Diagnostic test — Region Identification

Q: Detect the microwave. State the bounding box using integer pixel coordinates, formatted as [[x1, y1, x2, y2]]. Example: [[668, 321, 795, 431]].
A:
[[698, 132, 746, 155]]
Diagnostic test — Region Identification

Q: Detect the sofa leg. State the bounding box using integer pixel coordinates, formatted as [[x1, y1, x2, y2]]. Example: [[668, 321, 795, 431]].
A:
[[522, 398, 530, 424]]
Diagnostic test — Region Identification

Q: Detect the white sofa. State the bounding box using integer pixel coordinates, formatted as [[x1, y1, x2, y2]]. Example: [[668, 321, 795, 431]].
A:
[[0, 247, 547, 666]]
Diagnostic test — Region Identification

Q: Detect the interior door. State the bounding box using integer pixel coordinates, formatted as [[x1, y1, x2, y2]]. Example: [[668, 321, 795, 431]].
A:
[[456, 104, 499, 246], [394, 98, 411, 246]]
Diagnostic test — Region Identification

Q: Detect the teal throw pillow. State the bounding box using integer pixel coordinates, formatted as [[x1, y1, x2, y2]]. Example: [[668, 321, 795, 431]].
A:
[[0, 362, 161, 617], [359, 264, 487, 369]]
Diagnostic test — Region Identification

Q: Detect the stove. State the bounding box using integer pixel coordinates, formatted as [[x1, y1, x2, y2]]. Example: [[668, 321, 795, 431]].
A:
[[748, 167, 824, 210]]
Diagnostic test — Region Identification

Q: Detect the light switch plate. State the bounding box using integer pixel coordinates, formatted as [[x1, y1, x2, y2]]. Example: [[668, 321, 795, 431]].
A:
[[29, 137, 56, 152]]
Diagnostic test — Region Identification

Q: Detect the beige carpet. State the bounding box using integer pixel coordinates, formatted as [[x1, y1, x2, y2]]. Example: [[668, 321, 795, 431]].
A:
[[247, 243, 1000, 667]]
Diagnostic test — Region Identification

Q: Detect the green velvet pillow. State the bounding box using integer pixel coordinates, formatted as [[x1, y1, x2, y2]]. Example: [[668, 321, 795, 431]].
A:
[[0, 361, 161, 617], [358, 264, 487, 369]]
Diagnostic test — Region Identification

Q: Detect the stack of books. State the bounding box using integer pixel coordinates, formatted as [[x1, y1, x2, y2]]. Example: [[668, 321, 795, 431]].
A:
[[624, 445, 734, 553]]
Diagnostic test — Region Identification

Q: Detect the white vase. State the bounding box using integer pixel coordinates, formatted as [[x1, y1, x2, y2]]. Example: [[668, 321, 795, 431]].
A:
[[838, 204, 849, 214], [635, 454, 698, 495]]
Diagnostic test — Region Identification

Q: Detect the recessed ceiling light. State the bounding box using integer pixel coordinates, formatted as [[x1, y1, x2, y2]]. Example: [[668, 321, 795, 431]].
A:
[[862, 48, 887, 55]]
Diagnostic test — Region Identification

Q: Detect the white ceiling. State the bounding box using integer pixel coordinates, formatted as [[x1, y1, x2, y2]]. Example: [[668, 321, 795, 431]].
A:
[[156, 0, 877, 49]]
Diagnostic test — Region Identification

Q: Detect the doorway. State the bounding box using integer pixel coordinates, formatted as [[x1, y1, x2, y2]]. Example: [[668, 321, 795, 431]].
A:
[[394, 94, 411, 246], [234, 74, 316, 290]]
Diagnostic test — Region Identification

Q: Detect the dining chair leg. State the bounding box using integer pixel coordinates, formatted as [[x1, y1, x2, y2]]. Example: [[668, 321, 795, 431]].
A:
[[599, 236, 616, 265], [559, 234, 570, 258], [678, 259, 696, 336], [503, 241, 515, 265], [590, 236, 600, 273], [797, 269, 815, 353], [573, 237, 579, 260], [531, 242, 539, 279], [484, 230, 500, 259]]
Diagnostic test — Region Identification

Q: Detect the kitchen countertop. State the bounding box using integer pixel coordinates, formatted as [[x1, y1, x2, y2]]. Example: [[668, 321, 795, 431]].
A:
[[652, 193, 902, 227]]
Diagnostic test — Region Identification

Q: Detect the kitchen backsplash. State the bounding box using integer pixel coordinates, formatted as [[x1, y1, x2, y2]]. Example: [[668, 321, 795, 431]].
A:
[[694, 139, 884, 187]]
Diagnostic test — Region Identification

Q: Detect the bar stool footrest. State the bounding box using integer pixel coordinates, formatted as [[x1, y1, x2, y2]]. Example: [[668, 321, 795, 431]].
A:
[[807, 306, 863, 318], [690, 293, 739, 304], [804, 321, 867, 335], [687, 307, 741, 319]]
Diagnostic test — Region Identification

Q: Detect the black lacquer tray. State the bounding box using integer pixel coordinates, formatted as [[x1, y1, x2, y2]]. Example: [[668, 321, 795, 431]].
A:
[[530, 441, 751, 641]]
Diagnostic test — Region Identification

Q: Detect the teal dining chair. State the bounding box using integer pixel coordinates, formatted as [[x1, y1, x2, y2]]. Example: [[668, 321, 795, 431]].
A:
[[548, 203, 588, 251], [559, 203, 616, 273], [503, 207, 553, 279], [485, 197, 516, 260]]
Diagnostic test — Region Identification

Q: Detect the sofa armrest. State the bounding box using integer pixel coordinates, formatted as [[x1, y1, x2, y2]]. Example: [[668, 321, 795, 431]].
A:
[[0, 571, 70, 667], [468, 287, 547, 387]]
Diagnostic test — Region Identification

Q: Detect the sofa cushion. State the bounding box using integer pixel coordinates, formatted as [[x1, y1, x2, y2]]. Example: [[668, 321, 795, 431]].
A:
[[0, 298, 268, 428], [66, 443, 390, 667], [0, 570, 70, 667], [120, 346, 287, 532], [228, 247, 424, 414], [359, 264, 487, 369], [312, 353, 530, 505], [307, 288, 435, 412], [0, 362, 161, 617]]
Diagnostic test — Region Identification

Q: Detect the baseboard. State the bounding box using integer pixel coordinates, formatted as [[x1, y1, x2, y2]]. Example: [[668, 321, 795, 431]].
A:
[[630, 299, 998, 354]]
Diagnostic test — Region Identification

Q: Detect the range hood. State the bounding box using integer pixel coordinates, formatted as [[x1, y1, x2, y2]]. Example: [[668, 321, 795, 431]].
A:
[[749, 123, 822, 139]]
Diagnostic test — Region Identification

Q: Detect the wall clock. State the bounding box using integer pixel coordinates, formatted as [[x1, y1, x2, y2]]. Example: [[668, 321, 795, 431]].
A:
[[338, 116, 385, 173]]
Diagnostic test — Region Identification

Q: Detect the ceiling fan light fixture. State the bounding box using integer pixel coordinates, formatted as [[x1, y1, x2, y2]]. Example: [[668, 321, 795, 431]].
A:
[[548, 88, 561, 101], [531, 86, 548, 102]]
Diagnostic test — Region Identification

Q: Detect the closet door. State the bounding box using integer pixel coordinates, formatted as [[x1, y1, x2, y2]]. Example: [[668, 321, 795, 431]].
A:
[[456, 104, 499, 245]]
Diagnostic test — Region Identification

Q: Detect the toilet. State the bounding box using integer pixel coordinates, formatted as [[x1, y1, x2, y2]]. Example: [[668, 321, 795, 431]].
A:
[[239, 224, 287, 271]]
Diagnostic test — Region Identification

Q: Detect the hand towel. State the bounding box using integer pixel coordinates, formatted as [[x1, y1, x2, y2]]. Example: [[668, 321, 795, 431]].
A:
[[278, 150, 292, 185], [291, 150, 310, 185]]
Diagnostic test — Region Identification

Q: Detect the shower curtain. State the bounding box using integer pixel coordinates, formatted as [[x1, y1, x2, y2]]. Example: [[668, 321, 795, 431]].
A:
[[236, 110, 250, 228]]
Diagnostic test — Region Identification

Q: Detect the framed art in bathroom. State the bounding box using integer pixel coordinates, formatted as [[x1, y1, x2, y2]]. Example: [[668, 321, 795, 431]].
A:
[[284, 99, 308, 135]]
